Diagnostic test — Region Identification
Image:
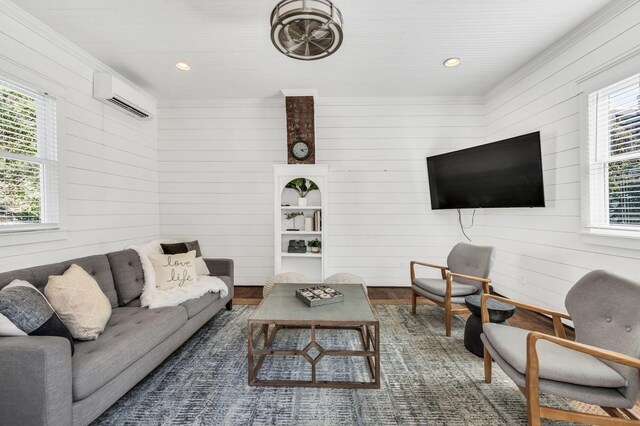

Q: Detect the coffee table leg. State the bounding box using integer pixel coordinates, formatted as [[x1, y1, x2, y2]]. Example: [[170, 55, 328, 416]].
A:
[[247, 322, 254, 385], [374, 322, 380, 388]]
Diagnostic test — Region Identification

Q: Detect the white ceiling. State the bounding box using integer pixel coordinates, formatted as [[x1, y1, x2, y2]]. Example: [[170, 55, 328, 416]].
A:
[[14, 0, 614, 100]]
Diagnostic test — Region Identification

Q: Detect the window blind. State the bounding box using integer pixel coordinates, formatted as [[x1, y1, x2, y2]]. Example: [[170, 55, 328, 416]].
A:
[[587, 73, 640, 229], [0, 76, 58, 228]]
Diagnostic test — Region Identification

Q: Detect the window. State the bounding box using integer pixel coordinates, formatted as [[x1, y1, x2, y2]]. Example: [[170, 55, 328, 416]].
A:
[[0, 77, 58, 231], [586, 73, 640, 233]]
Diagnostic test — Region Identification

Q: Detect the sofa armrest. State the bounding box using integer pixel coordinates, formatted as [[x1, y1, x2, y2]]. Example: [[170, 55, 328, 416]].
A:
[[204, 258, 234, 285], [0, 336, 72, 426]]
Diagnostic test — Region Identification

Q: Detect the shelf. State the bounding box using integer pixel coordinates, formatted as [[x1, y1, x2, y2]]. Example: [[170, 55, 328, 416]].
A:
[[281, 252, 322, 258], [280, 206, 322, 210], [281, 231, 321, 235]]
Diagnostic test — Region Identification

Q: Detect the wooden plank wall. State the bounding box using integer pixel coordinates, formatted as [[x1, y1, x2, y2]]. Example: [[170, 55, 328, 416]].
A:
[[0, 3, 159, 271], [158, 97, 486, 286], [472, 2, 640, 312]]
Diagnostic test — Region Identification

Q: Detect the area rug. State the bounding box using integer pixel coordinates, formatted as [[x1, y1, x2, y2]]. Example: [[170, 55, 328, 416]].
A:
[[94, 305, 573, 425]]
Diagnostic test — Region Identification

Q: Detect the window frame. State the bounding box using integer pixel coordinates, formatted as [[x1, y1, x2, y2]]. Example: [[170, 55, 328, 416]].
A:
[[0, 74, 64, 235], [579, 53, 640, 248]]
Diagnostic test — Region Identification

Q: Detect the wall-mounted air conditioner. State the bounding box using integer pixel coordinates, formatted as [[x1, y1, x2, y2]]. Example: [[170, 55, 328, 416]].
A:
[[93, 73, 156, 120]]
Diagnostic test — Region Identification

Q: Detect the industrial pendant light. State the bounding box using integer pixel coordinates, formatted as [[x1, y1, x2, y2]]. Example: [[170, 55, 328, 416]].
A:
[[270, 0, 344, 61]]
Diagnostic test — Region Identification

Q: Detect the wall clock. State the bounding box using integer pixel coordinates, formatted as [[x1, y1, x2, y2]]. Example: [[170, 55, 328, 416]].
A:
[[291, 139, 311, 161]]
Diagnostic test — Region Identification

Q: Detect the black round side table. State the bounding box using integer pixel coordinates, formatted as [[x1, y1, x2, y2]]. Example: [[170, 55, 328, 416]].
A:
[[464, 294, 516, 358]]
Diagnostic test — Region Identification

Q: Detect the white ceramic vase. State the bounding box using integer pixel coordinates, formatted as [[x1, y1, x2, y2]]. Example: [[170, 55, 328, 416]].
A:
[[298, 197, 308, 206]]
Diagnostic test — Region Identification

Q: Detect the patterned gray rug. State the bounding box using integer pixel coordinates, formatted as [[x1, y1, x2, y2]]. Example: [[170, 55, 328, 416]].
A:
[[94, 305, 572, 425]]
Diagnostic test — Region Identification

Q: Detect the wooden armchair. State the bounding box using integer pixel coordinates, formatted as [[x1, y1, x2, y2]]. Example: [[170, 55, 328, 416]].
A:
[[410, 242, 496, 336], [481, 270, 640, 425]]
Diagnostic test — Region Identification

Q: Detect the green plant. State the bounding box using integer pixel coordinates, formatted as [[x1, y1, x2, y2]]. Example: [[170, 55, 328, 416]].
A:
[[307, 238, 321, 248], [284, 212, 304, 220], [285, 178, 319, 198]]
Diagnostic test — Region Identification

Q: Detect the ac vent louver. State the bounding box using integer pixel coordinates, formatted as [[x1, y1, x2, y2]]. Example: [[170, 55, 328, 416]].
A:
[[106, 97, 150, 119]]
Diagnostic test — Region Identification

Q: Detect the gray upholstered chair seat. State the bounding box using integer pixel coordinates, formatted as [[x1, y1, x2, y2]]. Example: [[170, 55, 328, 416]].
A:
[[412, 285, 469, 305], [483, 323, 627, 388], [72, 306, 188, 401], [413, 277, 478, 297], [181, 292, 220, 319], [481, 334, 634, 408]]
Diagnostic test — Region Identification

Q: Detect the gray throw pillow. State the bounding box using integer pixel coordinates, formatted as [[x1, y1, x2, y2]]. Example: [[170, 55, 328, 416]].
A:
[[0, 280, 74, 354]]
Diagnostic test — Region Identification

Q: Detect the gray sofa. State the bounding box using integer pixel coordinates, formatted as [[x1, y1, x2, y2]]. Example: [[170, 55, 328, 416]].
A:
[[0, 249, 234, 426]]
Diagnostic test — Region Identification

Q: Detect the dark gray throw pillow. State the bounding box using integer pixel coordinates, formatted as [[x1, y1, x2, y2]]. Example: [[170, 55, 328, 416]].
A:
[[0, 280, 74, 354], [161, 240, 202, 257]]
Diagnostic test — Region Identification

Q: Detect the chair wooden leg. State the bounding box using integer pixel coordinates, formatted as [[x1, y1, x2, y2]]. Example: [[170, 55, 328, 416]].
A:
[[444, 301, 452, 337], [411, 289, 417, 314], [483, 347, 492, 383], [526, 370, 542, 425]]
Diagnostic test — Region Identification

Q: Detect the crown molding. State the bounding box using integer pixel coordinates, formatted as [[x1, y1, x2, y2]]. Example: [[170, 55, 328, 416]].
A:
[[485, 0, 639, 100], [158, 95, 485, 108], [158, 98, 285, 108], [0, 0, 157, 103]]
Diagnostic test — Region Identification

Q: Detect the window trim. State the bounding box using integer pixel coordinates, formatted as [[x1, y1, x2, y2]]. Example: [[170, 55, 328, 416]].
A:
[[579, 52, 640, 247], [0, 73, 66, 235]]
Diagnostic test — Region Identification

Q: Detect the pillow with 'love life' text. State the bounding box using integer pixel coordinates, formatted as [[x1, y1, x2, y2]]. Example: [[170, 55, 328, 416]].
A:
[[148, 251, 197, 290]]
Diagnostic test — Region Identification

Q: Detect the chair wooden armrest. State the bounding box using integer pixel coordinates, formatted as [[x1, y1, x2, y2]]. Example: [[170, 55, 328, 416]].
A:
[[526, 332, 640, 370], [448, 272, 491, 293], [524, 331, 640, 425], [410, 260, 449, 280], [481, 294, 571, 338]]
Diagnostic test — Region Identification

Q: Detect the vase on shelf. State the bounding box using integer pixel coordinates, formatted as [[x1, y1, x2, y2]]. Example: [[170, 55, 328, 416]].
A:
[[298, 197, 308, 206]]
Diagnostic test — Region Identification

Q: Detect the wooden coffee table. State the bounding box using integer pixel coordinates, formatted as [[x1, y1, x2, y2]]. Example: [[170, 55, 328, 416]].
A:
[[247, 283, 380, 389]]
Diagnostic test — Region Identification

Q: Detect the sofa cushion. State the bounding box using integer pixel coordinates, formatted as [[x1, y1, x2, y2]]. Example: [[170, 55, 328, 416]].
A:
[[45, 265, 112, 341], [181, 292, 220, 319], [149, 251, 198, 290], [483, 323, 627, 388], [0, 280, 75, 354], [161, 241, 202, 258], [72, 306, 188, 401], [413, 278, 478, 297], [106, 250, 145, 306]]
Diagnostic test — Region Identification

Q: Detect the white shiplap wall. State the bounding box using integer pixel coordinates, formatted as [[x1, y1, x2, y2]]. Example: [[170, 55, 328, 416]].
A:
[[471, 1, 640, 312], [0, 2, 159, 272], [158, 97, 485, 286]]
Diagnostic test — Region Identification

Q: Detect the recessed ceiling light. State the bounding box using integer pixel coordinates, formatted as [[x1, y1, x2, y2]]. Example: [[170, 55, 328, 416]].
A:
[[443, 57, 461, 68], [175, 61, 191, 71]]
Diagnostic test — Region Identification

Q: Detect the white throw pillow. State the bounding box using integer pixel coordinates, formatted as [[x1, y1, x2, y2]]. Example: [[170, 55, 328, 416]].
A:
[[149, 251, 198, 290], [195, 257, 210, 277], [44, 264, 112, 341]]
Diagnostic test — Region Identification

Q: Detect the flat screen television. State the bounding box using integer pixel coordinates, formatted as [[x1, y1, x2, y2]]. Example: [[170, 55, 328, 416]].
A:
[[426, 131, 545, 209]]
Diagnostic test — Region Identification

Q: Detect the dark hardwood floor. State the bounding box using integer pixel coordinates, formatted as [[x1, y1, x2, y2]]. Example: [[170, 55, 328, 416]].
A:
[[234, 285, 575, 338]]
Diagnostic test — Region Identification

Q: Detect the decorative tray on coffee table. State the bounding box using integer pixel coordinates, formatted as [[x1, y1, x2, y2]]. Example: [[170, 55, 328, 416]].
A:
[[295, 285, 344, 307]]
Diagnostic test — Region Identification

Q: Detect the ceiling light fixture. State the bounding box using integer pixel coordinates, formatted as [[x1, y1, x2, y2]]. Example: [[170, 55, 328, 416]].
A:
[[175, 61, 191, 71], [443, 57, 461, 68], [270, 0, 344, 61]]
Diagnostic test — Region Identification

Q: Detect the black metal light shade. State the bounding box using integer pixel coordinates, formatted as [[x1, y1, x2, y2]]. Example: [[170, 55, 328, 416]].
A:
[[270, 0, 344, 61]]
